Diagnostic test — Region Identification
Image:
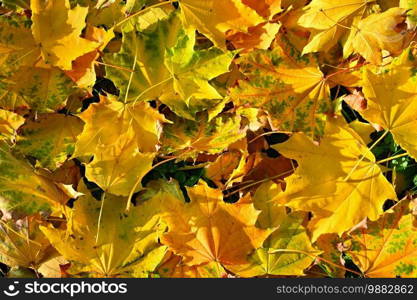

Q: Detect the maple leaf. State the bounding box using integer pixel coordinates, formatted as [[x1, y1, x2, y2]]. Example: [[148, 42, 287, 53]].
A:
[[347, 200, 417, 277], [231, 37, 331, 137], [157, 252, 227, 278], [72, 97, 163, 196], [163, 30, 235, 105], [151, 180, 271, 268], [104, 11, 182, 103], [37, 256, 68, 278], [65, 26, 114, 88], [160, 113, 246, 159], [0, 16, 75, 112], [272, 117, 397, 241], [178, 0, 264, 48], [73, 96, 167, 157], [30, 0, 99, 70], [105, 11, 234, 116], [85, 139, 155, 196], [298, 0, 376, 54], [229, 181, 318, 277], [40, 183, 167, 277], [0, 142, 72, 214], [0, 15, 38, 75], [361, 47, 417, 160], [8, 67, 75, 112], [16, 114, 84, 170], [343, 7, 408, 65], [0, 215, 56, 270]]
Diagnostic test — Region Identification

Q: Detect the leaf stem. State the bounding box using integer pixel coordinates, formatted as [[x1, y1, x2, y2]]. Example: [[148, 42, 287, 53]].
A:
[[95, 61, 135, 73], [95, 191, 106, 244], [376, 152, 409, 165], [128, 76, 173, 105], [124, 48, 138, 103]]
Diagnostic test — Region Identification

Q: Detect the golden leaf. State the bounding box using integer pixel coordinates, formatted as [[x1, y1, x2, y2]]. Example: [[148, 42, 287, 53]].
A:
[[31, 0, 99, 70], [347, 200, 417, 277], [178, 0, 264, 48], [229, 181, 318, 277], [41, 183, 167, 277], [155, 180, 271, 268], [273, 117, 396, 240], [362, 47, 417, 160], [231, 38, 331, 137]]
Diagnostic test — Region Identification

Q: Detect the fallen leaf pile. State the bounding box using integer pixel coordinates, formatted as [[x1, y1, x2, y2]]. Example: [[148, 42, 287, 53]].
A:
[[1, 0, 417, 278]]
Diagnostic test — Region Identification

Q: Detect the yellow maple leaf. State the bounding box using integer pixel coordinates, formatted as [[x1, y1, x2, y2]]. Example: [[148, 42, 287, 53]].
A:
[[85, 139, 155, 196], [73, 96, 167, 157], [105, 10, 235, 113], [41, 183, 167, 277], [178, 0, 264, 48], [231, 37, 331, 137], [157, 252, 226, 278], [229, 181, 318, 277], [347, 200, 417, 277], [0, 142, 72, 214], [16, 113, 84, 170], [298, 0, 375, 54], [343, 7, 408, 65], [362, 47, 417, 160], [0, 215, 56, 270], [0, 16, 75, 112], [160, 113, 246, 159], [273, 117, 397, 241], [153, 180, 270, 268], [31, 0, 99, 70]]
